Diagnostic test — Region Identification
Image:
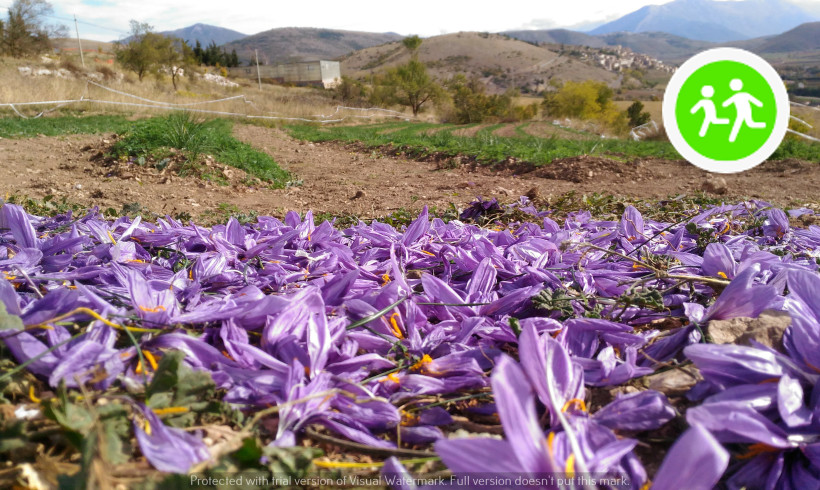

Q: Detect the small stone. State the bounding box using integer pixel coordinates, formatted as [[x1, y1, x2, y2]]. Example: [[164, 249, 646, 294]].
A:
[[702, 176, 729, 195], [406, 270, 424, 279], [647, 367, 703, 396], [74, 184, 82, 190], [588, 170, 594, 178], [708, 310, 791, 351]]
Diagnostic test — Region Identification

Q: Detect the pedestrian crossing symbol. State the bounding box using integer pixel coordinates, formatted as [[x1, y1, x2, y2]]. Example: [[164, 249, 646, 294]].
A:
[[663, 48, 790, 173]]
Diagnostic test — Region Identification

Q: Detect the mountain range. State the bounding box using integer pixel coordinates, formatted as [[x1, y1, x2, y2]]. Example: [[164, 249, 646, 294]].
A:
[[589, 0, 815, 42], [129, 0, 818, 67], [220, 28, 401, 65], [159, 23, 247, 47]]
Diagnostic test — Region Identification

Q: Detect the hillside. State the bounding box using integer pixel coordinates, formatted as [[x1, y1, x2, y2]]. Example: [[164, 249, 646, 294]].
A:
[[506, 21, 820, 64], [596, 32, 713, 63], [160, 23, 247, 46], [505, 30, 713, 63], [502, 29, 606, 49], [755, 21, 820, 53], [51, 38, 115, 54], [590, 0, 815, 42], [221, 28, 402, 65], [341, 32, 620, 94]]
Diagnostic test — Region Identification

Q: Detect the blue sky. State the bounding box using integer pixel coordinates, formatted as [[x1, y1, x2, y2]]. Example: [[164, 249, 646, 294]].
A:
[[21, 0, 820, 42]]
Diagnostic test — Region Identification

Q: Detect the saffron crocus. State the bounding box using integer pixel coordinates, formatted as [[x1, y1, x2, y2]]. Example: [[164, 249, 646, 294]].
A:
[[519, 323, 584, 424], [685, 263, 779, 325], [132, 403, 211, 473], [436, 354, 650, 486], [434, 355, 559, 476]]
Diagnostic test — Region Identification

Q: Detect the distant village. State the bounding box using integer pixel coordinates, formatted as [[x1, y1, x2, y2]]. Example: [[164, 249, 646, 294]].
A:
[[576, 45, 675, 74]]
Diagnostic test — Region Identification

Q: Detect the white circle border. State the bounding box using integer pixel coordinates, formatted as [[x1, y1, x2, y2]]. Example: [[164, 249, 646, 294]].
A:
[[662, 47, 790, 174]]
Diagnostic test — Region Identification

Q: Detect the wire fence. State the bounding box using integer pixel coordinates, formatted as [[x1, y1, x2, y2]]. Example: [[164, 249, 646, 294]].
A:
[[2, 77, 819, 143], [0, 78, 413, 123]]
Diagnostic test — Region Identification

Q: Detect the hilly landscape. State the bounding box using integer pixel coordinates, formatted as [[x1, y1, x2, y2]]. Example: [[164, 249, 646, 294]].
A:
[[504, 21, 820, 64], [590, 0, 815, 42], [220, 28, 402, 65], [501, 29, 607, 49], [340, 32, 621, 94]]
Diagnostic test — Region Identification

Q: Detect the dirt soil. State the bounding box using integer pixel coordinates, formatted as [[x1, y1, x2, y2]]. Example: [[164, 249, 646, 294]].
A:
[[0, 123, 818, 220]]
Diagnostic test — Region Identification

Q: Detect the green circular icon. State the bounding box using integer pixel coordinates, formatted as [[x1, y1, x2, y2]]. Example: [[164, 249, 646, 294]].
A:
[[676, 61, 777, 161], [663, 48, 790, 174]]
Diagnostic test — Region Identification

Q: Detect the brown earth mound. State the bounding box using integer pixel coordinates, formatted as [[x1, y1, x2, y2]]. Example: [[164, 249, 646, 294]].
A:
[[0, 124, 818, 221]]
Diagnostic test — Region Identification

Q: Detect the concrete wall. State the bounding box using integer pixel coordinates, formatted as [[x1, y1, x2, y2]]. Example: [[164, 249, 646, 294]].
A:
[[229, 61, 341, 88]]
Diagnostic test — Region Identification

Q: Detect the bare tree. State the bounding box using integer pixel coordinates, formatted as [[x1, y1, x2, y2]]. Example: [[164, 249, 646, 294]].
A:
[[1, 0, 63, 58]]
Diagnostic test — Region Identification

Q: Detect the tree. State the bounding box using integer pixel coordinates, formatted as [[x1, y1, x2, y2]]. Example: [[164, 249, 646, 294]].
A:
[[1, 0, 61, 58], [626, 101, 651, 127], [402, 35, 422, 53], [165, 39, 196, 90], [116, 21, 175, 82], [383, 59, 442, 116]]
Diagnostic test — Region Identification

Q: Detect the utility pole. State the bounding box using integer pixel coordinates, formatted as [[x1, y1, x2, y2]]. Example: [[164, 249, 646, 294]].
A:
[[74, 15, 85, 69], [255, 49, 262, 91]]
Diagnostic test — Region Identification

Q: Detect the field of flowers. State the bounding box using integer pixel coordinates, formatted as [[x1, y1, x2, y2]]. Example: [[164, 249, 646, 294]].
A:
[[1, 195, 820, 488]]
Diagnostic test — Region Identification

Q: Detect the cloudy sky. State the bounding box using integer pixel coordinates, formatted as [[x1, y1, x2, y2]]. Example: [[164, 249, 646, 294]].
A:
[[12, 0, 820, 41]]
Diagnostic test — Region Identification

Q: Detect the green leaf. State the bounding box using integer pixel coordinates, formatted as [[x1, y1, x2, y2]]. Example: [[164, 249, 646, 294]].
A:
[[232, 437, 264, 467], [0, 419, 30, 454], [262, 445, 322, 480], [146, 350, 216, 426], [0, 301, 23, 331]]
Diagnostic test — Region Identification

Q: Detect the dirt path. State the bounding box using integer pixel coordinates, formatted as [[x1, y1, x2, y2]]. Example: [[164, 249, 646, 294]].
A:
[[0, 124, 818, 221]]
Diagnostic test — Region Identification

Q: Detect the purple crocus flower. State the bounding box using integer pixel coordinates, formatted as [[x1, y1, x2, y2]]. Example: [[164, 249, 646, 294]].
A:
[[132, 403, 211, 473]]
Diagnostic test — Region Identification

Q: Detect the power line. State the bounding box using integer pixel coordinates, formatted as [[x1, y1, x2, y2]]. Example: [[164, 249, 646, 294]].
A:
[[0, 4, 129, 37]]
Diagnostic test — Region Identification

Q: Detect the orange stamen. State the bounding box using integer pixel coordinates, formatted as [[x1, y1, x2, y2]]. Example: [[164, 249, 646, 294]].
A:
[[138, 305, 167, 313], [29, 385, 41, 403], [379, 372, 401, 384], [152, 406, 189, 415], [388, 312, 404, 339], [142, 350, 159, 371], [561, 398, 587, 413], [737, 443, 780, 460], [410, 354, 434, 373]]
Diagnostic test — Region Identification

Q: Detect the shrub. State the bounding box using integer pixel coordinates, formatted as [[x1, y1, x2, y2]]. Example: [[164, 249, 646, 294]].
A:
[[626, 101, 651, 127], [542, 80, 628, 134]]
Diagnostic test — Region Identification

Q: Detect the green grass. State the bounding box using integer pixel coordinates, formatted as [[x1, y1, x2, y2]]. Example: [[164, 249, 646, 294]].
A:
[[0, 114, 133, 138], [0, 113, 292, 187], [111, 113, 293, 187], [287, 121, 820, 166], [287, 122, 681, 165]]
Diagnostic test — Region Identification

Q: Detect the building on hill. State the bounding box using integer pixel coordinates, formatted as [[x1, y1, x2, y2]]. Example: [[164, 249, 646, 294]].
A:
[[229, 60, 341, 88]]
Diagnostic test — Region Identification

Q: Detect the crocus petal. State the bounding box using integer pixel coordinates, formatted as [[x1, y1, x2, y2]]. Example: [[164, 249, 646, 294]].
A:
[[382, 457, 419, 490], [491, 354, 554, 474], [652, 425, 729, 490], [593, 391, 675, 432], [435, 438, 521, 474], [133, 405, 211, 473]]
